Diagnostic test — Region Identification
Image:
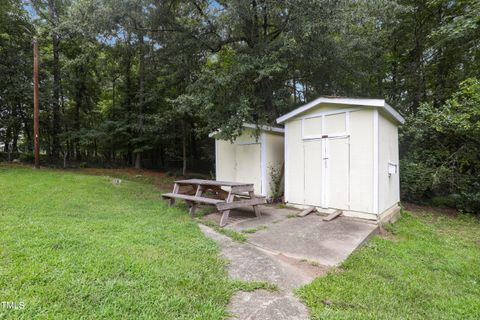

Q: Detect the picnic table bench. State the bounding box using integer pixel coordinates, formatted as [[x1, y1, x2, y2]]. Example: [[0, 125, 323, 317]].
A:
[[162, 179, 266, 227]]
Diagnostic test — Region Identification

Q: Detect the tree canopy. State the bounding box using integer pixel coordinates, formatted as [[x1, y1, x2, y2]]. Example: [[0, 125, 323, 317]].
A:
[[0, 0, 479, 212]]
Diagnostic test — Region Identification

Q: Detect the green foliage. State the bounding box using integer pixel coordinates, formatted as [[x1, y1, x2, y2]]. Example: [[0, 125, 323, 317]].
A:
[[400, 78, 480, 213], [1, 0, 479, 211], [400, 159, 435, 201], [0, 0, 34, 154], [268, 165, 283, 201], [431, 195, 459, 209], [298, 211, 480, 319], [18, 152, 35, 163], [430, 78, 480, 137]]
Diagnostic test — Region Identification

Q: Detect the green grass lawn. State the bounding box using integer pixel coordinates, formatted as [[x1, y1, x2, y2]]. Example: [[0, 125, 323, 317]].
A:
[[2, 165, 479, 319], [298, 210, 480, 319], [0, 165, 261, 319]]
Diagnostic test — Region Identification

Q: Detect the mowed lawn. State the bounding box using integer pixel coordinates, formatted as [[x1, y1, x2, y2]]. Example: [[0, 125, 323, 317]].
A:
[[298, 210, 480, 319], [0, 165, 249, 319], [2, 165, 480, 319]]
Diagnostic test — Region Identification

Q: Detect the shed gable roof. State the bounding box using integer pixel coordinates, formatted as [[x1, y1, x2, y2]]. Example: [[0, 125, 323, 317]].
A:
[[208, 122, 284, 138], [242, 123, 285, 134], [276, 97, 405, 124]]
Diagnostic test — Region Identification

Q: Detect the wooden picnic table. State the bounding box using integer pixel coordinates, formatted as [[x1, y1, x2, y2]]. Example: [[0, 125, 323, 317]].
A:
[[162, 179, 266, 227]]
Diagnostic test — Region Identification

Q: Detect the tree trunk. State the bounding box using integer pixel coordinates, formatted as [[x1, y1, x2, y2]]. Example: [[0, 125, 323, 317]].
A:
[[182, 120, 187, 177], [135, 153, 142, 169], [4, 126, 11, 153], [293, 78, 297, 104], [74, 76, 82, 161], [124, 33, 134, 111], [160, 144, 165, 168], [63, 152, 67, 168], [112, 77, 116, 117], [49, 0, 61, 159], [12, 104, 19, 153], [12, 132, 18, 153], [21, 115, 32, 152], [433, 5, 447, 109], [190, 120, 198, 164], [134, 31, 146, 169]]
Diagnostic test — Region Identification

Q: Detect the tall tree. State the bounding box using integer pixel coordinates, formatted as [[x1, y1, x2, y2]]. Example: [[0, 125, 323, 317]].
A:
[[0, 0, 34, 156]]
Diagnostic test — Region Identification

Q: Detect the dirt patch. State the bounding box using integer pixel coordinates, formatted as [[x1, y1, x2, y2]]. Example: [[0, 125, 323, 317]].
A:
[[77, 168, 175, 191], [202, 208, 258, 225], [403, 202, 459, 218], [275, 254, 329, 279]]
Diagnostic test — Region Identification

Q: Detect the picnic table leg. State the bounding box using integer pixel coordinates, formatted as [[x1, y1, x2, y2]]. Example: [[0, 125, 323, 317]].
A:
[[219, 191, 234, 227], [249, 190, 262, 217], [189, 185, 204, 216], [169, 183, 179, 206], [209, 185, 229, 199]]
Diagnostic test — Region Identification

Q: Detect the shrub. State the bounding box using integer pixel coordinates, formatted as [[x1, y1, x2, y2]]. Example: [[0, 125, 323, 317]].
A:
[[268, 165, 283, 201], [400, 78, 480, 215], [400, 159, 434, 202], [19, 152, 35, 163]]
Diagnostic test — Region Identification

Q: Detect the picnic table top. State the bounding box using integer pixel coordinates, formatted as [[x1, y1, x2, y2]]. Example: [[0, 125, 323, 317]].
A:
[[174, 179, 253, 187]]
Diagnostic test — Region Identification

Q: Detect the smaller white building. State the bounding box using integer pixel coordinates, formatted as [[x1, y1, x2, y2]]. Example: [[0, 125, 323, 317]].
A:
[[277, 97, 405, 221], [212, 123, 284, 198]]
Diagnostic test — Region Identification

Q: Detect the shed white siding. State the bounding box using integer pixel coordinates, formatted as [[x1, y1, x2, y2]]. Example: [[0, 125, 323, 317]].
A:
[[215, 139, 237, 182], [378, 115, 400, 214], [264, 133, 284, 197], [349, 109, 374, 213], [279, 99, 402, 220], [285, 108, 376, 214], [285, 119, 303, 204], [214, 127, 284, 198]]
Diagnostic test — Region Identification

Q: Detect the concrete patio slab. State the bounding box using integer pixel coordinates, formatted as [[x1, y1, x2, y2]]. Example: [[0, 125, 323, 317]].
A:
[[202, 205, 293, 230], [203, 205, 378, 266], [246, 214, 378, 266], [226, 206, 297, 231]]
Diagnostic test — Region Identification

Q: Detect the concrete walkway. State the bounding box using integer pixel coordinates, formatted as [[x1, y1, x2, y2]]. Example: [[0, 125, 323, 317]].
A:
[[200, 206, 379, 319], [200, 225, 327, 320]]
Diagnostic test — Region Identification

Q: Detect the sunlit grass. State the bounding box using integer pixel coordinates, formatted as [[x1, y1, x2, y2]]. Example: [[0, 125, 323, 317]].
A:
[[298, 211, 480, 319], [0, 165, 259, 319]]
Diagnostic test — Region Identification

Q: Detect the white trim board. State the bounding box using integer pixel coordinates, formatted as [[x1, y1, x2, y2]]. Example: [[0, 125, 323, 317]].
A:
[[215, 139, 219, 179], [243, 123, 285, 134], [209, 123, 284, 139], [300, 107, 360, 120], [322, 139, 328, 208], [284, 125, 289, 202], [276, 97, 405, 124], [301, 110, 352, 140], [260, 132, 267, 196], [373, 109, 379, 215]]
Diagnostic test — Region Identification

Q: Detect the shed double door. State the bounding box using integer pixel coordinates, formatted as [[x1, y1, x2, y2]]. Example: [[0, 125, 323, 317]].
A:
[[304, 137, 349, 209]]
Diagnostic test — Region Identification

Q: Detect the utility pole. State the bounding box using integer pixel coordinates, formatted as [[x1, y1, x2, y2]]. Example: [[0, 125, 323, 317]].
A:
[[33, 36, 40, 169]]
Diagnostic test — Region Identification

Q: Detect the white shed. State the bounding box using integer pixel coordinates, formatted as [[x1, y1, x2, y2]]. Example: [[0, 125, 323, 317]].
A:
[[212, 123, 284, 198], [277, 97, 405, 222]]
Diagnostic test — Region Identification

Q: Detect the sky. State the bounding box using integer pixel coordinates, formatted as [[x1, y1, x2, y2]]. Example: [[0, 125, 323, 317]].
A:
[[23, 1, 37, 19]]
